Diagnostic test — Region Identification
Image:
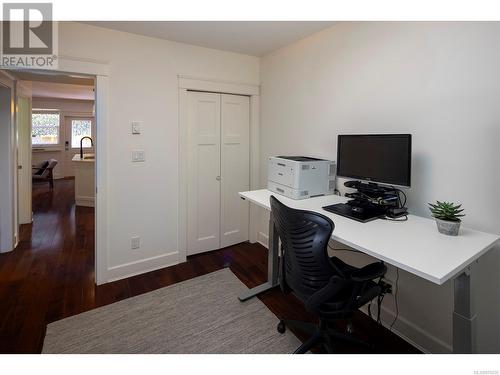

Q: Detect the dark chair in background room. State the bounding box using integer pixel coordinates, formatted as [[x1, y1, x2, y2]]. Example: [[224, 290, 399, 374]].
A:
[[32, 159, 58, 189], [270, 195, 387, 353]]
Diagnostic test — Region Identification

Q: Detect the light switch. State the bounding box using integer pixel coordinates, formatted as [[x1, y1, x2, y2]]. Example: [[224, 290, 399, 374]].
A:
[[132, 121, 142, 134], [131, 236, 140, 249], [132, 150, 145, 162]]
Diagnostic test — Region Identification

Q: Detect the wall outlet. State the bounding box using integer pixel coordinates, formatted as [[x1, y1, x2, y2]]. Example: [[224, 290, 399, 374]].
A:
[[132, 150, 145, 162], [131, 236, 140, 249], [380, 279, 393, 294]]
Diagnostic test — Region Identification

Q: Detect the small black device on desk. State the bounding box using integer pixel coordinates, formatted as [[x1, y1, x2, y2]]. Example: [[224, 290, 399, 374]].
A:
[[323, 134, 411, 223], [323, 201, 387, 223]]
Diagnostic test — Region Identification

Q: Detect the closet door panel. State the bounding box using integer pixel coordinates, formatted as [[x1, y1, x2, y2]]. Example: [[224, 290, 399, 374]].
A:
[[220, 94, 250, 248], [187, 92, 221, 255]]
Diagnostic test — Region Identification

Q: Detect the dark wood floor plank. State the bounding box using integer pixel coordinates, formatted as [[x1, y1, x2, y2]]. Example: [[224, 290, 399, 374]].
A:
[[0, 179, 420, 354]]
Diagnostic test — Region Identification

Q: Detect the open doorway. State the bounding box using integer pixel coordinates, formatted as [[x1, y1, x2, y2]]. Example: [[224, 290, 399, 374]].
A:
[[0, 58, 109, 287], [8, 70, 98, 281]]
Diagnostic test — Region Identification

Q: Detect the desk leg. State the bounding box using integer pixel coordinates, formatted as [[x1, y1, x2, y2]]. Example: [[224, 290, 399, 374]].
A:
[[453, 268, 476, 353], [238, 211, 279, 301]]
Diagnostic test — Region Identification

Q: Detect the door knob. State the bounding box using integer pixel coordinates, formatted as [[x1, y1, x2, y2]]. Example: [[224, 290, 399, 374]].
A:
[[216, 176, 221, 181]]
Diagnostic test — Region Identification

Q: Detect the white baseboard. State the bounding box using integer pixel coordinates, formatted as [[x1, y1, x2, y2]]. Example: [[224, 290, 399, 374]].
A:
[[257, 231, 269, 249], [106, 251, 179, 283], [75, 196, 94, 207], [359, 304, 452, 353]]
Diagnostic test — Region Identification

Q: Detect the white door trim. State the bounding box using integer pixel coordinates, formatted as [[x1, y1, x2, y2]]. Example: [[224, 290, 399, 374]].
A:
[[178, 76, 260, 263], [0, 72, 15, 253], [17, 95, 33, 225], [178, 75, 259, 96], [94, 74, 109, 285], [54, 57, 109, 285], [57, 56, 110, 285]]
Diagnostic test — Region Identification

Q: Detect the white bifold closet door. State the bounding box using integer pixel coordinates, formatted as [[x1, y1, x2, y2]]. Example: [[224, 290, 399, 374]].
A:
[[187, 91, 250, 255]]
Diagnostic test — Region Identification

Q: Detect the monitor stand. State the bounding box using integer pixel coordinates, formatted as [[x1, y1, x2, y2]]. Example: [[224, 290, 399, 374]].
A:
[[323, 199, 387, 223], [322, 180, 399, 223]]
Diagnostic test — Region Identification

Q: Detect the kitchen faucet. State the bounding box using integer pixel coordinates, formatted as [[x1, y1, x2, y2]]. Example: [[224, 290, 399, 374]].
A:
[[80, 136, 93, 159]]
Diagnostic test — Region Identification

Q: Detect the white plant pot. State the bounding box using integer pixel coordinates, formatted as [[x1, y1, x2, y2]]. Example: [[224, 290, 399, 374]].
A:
[[435, 218, 461, 236]]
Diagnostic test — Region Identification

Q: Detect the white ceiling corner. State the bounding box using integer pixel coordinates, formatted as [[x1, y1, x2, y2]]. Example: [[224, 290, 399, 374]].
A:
[[81, 21, 335, 56]]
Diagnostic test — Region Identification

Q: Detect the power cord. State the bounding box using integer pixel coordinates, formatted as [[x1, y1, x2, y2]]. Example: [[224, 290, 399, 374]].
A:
[[393, 188, 407, 208], [382, 186, 408, 221], [390, 268, 400, 331], [367, 281, 386, 324]]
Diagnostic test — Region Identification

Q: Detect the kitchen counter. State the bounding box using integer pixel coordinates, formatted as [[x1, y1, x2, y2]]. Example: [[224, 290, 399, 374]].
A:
[[72, 154, 95, 162], [72, 154, 95, 207]]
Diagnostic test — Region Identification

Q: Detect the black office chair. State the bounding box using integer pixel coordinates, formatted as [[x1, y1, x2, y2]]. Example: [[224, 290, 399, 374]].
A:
[[270, 195, 387, 354]]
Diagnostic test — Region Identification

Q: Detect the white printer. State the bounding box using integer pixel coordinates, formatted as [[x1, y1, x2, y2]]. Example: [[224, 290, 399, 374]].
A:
[[267, 156, 336, 200]]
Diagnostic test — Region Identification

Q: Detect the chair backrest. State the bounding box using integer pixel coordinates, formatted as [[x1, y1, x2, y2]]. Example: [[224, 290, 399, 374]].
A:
[[270, 195, 336, 302], [34, 159, 58, 178], [46, 159, 58, 171], [33, 161, 49, 175]]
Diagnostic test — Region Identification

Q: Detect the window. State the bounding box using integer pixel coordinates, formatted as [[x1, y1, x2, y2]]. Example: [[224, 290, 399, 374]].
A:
[[71, 119, 93, 148], [32, 111, 60, 146]]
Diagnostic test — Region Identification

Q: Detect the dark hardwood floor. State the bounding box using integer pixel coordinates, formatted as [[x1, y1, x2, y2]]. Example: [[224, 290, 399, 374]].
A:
[[0, 179, 420, 354]]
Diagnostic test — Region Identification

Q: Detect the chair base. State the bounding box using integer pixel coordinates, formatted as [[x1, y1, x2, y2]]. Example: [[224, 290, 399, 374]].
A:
[[278, 319, 374, 354]]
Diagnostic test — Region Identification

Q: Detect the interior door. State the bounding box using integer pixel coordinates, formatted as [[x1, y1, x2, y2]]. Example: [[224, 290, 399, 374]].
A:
[[65, 116, 94, 177], [220, 94, 250, 247], [187, 92, 221, 255]]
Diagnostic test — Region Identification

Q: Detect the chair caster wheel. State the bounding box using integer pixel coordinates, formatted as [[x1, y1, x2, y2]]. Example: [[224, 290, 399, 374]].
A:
[[277, 320, 286, 334]]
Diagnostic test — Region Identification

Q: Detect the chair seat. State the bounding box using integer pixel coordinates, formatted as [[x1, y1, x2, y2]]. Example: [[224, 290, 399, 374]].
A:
[[330, 256, 359, 276], [319, 279, 379, 312]]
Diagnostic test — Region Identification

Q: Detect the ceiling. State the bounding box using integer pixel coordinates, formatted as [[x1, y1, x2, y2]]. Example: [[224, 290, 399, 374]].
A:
[[8, 70, 95, 100], [81, 21, 335, 56], [12, 71, 94, 86], [29, 81, 95, 101]]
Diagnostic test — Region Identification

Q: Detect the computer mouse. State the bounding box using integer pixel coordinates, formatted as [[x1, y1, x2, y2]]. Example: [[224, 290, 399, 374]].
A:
[[352, 206, 364, 214]]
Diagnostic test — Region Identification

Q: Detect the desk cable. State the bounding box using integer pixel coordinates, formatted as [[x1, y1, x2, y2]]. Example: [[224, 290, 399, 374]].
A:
[[389, 268, 400, 331]]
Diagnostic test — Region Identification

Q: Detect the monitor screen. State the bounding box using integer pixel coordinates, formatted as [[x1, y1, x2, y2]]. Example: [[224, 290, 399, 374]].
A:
[[336, 134, 412, 187]]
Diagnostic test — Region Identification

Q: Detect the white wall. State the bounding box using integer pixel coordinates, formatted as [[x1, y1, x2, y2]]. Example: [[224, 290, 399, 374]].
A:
[[31, 96, 94, 178], [58, 22, 259, 281], [259, 22, 500, 353]]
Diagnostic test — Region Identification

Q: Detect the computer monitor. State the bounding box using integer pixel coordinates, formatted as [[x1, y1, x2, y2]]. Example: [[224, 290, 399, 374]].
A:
[[336, 134, 412, 187]]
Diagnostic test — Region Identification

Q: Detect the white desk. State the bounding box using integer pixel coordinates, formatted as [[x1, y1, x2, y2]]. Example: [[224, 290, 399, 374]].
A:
[[239, 189, 500, 353]]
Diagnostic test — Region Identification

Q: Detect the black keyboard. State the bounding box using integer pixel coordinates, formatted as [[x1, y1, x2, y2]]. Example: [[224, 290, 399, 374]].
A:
[[322, 203, 386, 223]]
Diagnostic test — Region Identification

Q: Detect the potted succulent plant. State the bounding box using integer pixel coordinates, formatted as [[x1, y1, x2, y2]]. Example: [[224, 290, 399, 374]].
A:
[[428, 201, 465, 236]]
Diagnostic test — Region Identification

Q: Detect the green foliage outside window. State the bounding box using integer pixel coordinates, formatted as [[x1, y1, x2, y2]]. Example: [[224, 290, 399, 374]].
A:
[[32, 113, 60, 145]]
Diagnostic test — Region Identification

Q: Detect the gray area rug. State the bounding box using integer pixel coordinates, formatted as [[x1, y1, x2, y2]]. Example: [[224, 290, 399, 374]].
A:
[[42, 268, 301, 353]]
